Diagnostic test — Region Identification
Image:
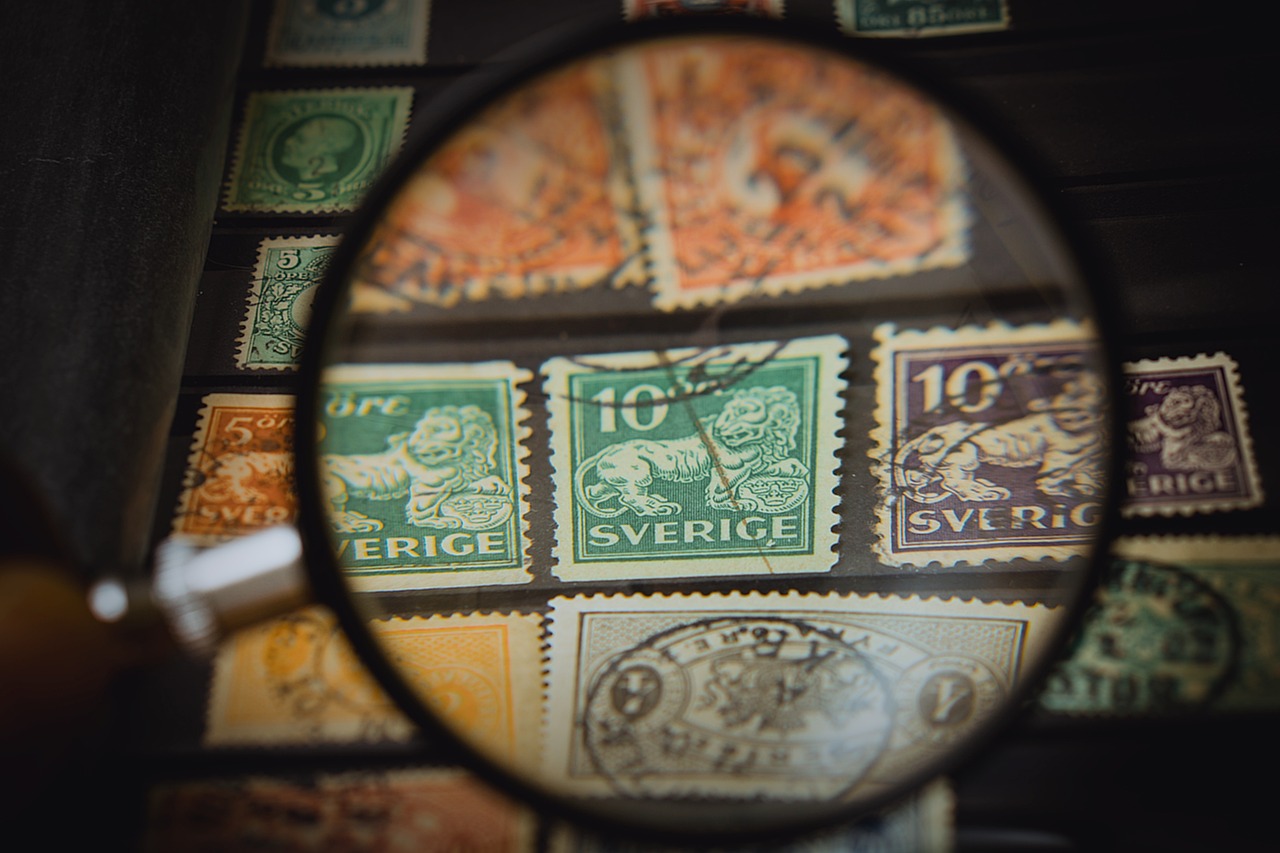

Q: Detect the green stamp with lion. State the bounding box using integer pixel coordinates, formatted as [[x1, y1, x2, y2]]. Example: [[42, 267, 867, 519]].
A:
[[543, 335, 847, 582], [318, 362, 533, 592], [224, 87, 412, 214]]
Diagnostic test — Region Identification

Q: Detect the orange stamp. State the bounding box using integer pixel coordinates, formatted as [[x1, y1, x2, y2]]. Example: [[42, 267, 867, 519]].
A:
[[617, 38, 970, 311], [205, 606, 544, 770], [172, 393, 297, 544], [147, 768, 535, 852], [352, 61, 642, 313]]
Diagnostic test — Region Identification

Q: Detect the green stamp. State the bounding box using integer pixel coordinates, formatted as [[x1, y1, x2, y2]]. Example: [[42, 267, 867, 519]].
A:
[[265, 0, 431, 68], [223, 87, 412, 214], [836, 0, 1009, 38], [542, 335, 847, 581], [237, 235, 338, 370], [318, 362, 533, 591]]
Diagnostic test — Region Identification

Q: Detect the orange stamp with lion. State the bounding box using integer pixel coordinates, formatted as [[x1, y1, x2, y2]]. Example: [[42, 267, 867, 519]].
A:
[[172, 393, 297, 543], [619, 38, 970, 310]]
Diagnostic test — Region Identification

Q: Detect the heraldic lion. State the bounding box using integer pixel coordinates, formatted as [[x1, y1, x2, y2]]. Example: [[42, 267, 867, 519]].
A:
[[1127, 384, 1236, 470], [576, 386, 808, 518], [322, 405, 512, 533], [894, 372, 1105, 504]]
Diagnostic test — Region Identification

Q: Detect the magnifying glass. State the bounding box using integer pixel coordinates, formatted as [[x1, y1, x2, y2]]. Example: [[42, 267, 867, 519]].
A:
[[103, 18, 1119, 844]]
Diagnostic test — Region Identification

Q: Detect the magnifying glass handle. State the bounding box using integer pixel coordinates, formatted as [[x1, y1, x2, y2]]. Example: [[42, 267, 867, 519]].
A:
[[88, 526, 311, 657]]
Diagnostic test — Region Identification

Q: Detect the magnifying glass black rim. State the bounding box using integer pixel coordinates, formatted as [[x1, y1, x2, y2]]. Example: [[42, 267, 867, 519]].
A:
[[294, 13, 1126, 846]]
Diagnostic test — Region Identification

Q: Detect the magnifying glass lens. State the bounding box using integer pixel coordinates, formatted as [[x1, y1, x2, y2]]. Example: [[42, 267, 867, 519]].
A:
[[304, 30, 1110, 838]]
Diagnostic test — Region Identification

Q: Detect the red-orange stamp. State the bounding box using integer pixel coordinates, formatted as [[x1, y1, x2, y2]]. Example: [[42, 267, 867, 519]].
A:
[[172, 393, 297, 544], [351, 61, 642, 313], [618, 38, 970, 311]]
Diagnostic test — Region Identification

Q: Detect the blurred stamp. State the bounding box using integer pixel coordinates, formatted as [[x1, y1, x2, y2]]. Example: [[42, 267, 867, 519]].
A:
[[147, 768, 534, 852], [265, 0, 431, 67], [351, 61, 642, 313], [869, 320, 1104, 568], [837, 0, 1009, 38], [542, 335, 846, 582], [623, 0, 785, 20], [223, 87, 412, 214], [616, 39, 968, 311], [172, 393, 297, 544], [205, 606, 543, 766], [542, 591, 1055, 800], [319, 362, 533, 591], [236, 235, 338, 370], [1122, 352, 1262, 516]]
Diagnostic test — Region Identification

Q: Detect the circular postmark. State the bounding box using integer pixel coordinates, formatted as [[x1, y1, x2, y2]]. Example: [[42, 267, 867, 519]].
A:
[[583, 616, 894, 800], [1039, 559, 1239, 715], [894, 654, 1005, 747]]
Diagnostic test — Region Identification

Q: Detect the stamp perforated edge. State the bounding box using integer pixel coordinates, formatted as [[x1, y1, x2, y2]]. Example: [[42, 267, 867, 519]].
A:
[[1120, 351, 1263, 518], [172, 392, 297, 547], [868, 318, 1098, 568], [541, 335, 847, 582], [321, 361, 535, 591], [236, 234, 341, 371], [222, 87, 414, 214], [1114, 535, 1280, 564], [613, 48, 969, 313], [540, 589, 1059, 799], [264, 0, 431, 67], [835, 0, 1010, 38]]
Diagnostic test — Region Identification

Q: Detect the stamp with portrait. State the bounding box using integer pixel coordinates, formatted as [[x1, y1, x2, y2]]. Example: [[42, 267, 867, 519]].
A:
[[223, 87, 413, 214], [265, 0, 431, 67], [147, 768, 535, 852], [623, 0, 785, 20], [236, 235, 338, 370], [869, 320, 1104, 568], [615, 38, 969, 311], [350, 60, 642, 313], [541, 591, 1056, 800], [172, 393, 297, 545], [318, 362, 533, 591], [1122, 352, 1262, 516], [542, 335, 846, 582], [836, 0, 1009, 38]]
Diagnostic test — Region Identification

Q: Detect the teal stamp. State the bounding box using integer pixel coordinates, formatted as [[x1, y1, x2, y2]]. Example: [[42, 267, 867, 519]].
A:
[[237, 235, 339, 370], [542, 335, 847, 581], [318, 362, 533, 591], [837, 0, 1008, 38], [266, 0, 431, 67], [223, 87, 413, 214]]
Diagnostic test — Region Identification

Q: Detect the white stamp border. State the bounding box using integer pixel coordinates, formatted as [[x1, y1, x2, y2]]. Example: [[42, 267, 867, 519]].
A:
[[542, 335, 847, 582], [319, 361, 535, 592], [541, 590, 1058, 800], [237, 234, 340, 371], [835, 0, 1011, 38], [265, 0, 431, 67], [869, 319, 1101, 568], [172, 392, 297, 547], [1121, 351, 1263, 517]]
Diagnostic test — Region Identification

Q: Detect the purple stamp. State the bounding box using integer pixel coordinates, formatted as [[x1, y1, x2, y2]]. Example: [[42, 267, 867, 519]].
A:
[[1123, 352, 1262, 516], [870, 321, 1106, 568]]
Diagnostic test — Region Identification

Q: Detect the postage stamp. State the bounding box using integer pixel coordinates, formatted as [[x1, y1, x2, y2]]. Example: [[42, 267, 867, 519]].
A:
[[623, 0, 785, 20], [1042, 536, 1280, 716], [147, 768, 535, 852], [836, 0, 1010, 38], [1122, 352, 1262, 516], [236, 235, 339, 370], [172, 393, 297, 544], [205, 606, 544, 764], [542, 335, 846, 582], [350, 60, 642, 313], [265, 0, 431, 67], [869, 320, 1105, 568], [542, 591, 1057, 801], [318, 362, 533, 591], [615, 38, 969, 311], [223, 87, 413, 214]]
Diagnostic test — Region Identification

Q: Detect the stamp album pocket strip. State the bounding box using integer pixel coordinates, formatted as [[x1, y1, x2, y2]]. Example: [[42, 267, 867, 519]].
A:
[[542, 335, 847, 582]]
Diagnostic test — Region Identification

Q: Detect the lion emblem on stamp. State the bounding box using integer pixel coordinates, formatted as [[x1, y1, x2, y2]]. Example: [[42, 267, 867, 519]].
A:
[[322, 404, 514, 534], [575, 386, 809, 518], [1127, 384, 1237, 471]]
